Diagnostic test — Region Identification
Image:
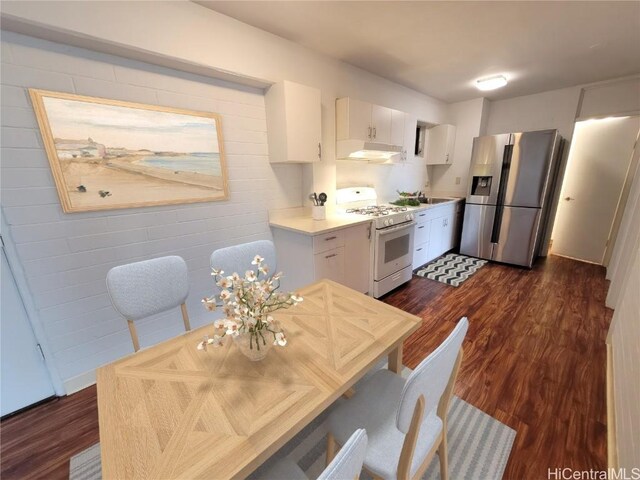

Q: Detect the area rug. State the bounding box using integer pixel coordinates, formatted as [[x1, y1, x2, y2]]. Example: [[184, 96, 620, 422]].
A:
[[69, 364, 515, 480], [415, 253, 488, 287]]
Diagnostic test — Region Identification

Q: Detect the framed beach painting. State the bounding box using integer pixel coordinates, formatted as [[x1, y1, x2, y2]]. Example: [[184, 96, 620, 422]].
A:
[[29, 89, 229, 213]]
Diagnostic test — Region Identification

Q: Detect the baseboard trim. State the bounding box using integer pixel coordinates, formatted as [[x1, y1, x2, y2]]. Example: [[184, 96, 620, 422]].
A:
[[606, 341, 618, 470], [63, 369, 96, 395]]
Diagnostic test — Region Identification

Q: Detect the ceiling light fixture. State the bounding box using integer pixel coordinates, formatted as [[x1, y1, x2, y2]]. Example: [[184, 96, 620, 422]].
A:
[[476, 75, 508, 91]]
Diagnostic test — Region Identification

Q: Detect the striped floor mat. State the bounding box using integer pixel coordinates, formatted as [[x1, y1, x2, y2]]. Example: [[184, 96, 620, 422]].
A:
[[70, 363, 515, 480], [415, 253, 488, 287]]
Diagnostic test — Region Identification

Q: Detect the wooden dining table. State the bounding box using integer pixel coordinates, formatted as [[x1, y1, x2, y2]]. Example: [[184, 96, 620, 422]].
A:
[[96, 279, 421, 479]]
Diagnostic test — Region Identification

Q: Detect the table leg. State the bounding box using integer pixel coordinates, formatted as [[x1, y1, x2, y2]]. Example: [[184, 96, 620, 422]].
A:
[[388, 343, 403, 374]]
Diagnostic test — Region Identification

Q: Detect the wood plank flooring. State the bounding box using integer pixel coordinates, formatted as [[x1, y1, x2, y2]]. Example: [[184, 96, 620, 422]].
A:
[[0, 254, 611, 479], [385, 254, 611, 479]]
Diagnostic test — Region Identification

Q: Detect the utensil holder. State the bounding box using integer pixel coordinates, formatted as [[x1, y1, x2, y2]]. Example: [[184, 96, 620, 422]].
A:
[[312, 205, 326, 221]]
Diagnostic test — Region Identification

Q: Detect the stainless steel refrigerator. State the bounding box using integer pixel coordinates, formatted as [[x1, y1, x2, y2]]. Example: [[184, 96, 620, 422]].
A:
[[460, 129, 563, 268]]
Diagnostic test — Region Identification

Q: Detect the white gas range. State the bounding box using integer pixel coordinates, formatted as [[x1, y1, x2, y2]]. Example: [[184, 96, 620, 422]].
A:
[[337, 188, 416, 298]]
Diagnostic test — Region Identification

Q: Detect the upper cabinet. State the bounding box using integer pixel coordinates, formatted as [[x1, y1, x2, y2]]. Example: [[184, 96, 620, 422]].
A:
[[426, 124, 456, 165], [391, 109, 406, 147], [338, 97, 372, 141], [336, 97, 404, 146], [265, 81, 322, 163]]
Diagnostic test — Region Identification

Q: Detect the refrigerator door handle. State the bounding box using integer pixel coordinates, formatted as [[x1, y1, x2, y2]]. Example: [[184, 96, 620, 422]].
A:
[[491, 205, 503, 244], [490, 144, 513, 245]]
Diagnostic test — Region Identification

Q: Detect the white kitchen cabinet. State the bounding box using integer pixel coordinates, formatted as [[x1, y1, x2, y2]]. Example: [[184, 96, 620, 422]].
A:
[[265, 81, 322, 163], [314, 247, 345, 284], [272, 222, 372, 294], [343, 222, 373, 294], [426, 124, 456, 165], [428, 214, 453, 260], [412, 209, 432, 268], [336, 97, 372, 141], [371, 104, 392, 144], [412, 201, 464, 269], [391, 109, 405, 149], [336, 97, 402, 146]]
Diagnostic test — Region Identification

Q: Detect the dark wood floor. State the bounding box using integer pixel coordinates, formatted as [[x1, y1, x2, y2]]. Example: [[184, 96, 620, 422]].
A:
[[0, 255, 611, 480], [385, 254, 611, 479]]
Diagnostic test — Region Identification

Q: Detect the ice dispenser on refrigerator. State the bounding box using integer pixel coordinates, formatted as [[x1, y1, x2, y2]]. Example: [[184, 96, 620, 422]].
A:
[[460, 130, 563, 268]]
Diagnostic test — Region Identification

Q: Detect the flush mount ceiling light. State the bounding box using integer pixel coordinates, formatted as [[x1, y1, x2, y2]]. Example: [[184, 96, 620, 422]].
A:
[[476, 75, 508, 91]]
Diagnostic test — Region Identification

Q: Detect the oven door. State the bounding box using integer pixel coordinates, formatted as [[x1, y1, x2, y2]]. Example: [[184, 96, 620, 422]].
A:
[[374, 222, 416, 280]]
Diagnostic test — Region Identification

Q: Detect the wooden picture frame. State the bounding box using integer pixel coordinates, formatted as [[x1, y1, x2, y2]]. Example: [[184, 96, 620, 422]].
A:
[[29, 89, 229, 213]]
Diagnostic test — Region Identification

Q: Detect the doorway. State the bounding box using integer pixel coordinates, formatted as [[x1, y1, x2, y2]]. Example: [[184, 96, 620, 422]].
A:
[[1, 235, 55, 416], [551, 116, 640, 265]]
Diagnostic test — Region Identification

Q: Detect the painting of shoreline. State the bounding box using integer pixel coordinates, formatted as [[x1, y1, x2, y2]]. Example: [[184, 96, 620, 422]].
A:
[[29, 89, 229, 212]]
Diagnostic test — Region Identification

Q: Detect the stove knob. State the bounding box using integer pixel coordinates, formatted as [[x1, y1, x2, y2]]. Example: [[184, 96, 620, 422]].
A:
[[405, 214, 411, 221], [383, 219, 390, 227], [389, 218, 394, 225], [410, 213, 415, 220]]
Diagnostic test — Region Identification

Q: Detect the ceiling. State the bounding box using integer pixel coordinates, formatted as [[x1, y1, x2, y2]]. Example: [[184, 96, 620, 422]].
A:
[[195, 1, 640, 103]]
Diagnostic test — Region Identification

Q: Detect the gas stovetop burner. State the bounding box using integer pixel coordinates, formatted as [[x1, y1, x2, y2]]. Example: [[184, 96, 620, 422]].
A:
[[345, 205, 408, 217]]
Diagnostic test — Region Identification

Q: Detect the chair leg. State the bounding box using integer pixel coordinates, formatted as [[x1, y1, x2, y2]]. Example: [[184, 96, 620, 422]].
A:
[[438, 428, 449, 480], [326, 432, 337, 465], [181, 303, 191, 331], [127, 319, 140, 352], [342, 387, 356, 399]]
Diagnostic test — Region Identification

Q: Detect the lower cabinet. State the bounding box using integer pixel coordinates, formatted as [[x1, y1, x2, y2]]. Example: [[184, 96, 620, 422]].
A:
[[412, 201, 464, 269], [272, 222, 372, 293], [314, 247, 345, 284]]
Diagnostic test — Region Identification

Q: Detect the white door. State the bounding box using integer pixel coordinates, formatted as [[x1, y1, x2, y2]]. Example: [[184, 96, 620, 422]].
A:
[[552, 116, 640, 264], [1, 239, 55, 416]]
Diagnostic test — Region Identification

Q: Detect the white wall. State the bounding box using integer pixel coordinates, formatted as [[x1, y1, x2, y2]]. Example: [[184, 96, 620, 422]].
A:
[[0, 31, 302, 391], [0, 3, 449, 392], [0, 1, 449, 210], [430, 98, 488, 197], [610, 244, 640, 471], [606, 159, 640, 470], [579, 77, 640, 120], [485, 86, 582, 140]]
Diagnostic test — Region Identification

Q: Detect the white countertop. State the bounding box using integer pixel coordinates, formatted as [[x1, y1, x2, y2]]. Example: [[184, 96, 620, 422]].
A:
[[269, 198, 464, 235]]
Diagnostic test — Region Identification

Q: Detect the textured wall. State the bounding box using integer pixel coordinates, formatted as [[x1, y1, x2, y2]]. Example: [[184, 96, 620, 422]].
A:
[[0, 31, 302, 390]]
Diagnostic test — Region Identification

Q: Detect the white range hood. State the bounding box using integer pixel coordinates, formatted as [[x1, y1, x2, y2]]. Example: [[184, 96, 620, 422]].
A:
[[336, 139, 403, 162]]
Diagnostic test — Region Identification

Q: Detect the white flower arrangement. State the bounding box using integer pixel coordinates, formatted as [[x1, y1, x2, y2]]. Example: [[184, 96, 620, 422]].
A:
[[198, 255, 303, 352]]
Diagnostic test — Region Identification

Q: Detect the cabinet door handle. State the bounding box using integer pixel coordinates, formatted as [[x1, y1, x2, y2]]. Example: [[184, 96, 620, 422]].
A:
[[419, 213, 426, 217], [373, 126, 376, 139], [368, 126, 372, 139], [446, 154, 449, 163], [367, 225, 372, 240], [325, 253, 337, 259], [318, 142, 322, 159], [324, 236, 337, 241], [416, 247, 423, 251], [418, 226, 425, 229]]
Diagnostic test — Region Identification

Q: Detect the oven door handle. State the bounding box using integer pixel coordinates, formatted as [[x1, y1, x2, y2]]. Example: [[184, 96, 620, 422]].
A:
[[376, 221, 416, 236]]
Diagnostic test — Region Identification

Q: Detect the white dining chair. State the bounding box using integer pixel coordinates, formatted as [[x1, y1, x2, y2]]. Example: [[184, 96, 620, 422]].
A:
[[106, 255, 191, 352], [210, 240, 277, 299], [257, 428, 367, 480], [326, 317, 469, 480]]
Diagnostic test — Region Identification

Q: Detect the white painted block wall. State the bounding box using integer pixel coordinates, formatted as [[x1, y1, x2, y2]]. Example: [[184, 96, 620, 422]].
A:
[[0, 32, 302, 391]]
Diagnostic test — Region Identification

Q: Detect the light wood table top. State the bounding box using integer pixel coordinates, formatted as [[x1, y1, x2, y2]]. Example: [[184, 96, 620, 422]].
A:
[[96, 279, 421, 479]]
